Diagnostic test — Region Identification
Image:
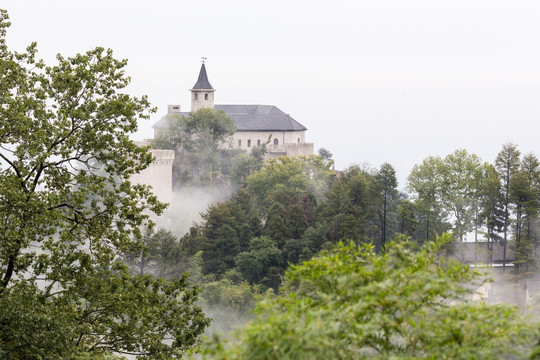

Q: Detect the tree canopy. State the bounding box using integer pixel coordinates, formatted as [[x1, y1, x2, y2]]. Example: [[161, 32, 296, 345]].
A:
[[0, 10, 208, 358], [203, 234, 536, 359]]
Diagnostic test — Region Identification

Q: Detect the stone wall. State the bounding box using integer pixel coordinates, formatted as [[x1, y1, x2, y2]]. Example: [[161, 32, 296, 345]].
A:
[[130, 147, 175, 202]]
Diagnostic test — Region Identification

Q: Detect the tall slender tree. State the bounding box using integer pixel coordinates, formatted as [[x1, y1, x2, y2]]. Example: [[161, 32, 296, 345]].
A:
[[494, 143, 521, 268], [372, 162, 398, 249]]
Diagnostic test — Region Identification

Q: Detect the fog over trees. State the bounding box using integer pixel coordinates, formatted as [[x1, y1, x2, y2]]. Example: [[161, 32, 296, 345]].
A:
[[3, 7, 540, 359]]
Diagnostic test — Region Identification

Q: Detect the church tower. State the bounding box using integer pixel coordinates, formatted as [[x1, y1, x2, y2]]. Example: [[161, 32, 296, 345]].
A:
[[190, 61, 215, 112]]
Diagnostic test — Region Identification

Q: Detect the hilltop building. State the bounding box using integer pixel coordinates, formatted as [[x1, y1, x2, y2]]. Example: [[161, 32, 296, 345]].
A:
[[153, 63, 314, 157]]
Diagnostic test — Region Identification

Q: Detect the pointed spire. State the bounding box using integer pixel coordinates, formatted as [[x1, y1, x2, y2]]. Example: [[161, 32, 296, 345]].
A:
[[192, 63, 213, 90]]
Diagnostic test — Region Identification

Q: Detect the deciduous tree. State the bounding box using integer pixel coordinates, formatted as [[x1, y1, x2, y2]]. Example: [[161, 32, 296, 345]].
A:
[[203, 234, 536, 359], [0, 11, 208, 358]]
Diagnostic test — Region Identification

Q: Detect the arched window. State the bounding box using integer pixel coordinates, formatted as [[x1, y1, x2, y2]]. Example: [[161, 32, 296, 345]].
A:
[[247, 140, 251, 147], [273, 138, 279, 149], [205, 93, 209, 100], [194, 93, 198, 100]]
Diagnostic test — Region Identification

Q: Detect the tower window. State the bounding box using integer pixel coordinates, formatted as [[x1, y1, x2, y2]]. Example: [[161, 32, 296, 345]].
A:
[[238, 139, 241, 147], [194, 93, 198, 100], [247, 140, 251, 147], [205, 93, 209, 100]]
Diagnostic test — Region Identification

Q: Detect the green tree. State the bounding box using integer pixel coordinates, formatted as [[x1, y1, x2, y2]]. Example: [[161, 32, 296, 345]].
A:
[[235, 236, 284, 290], [371, 162, 398, 249], [495, 142, 521, 268], [245, 155, 333, 214], [319, 165, 371, 243], [230, 141, 268, 187], [264, 203, 288, 247], [478, 164, 504, 263], [317, 147, 334, 167], [439, 149, 484, 241], [509, 170, 538, 270], [0, 11, 207, 358], [203, 234, 536, 359], [396, 197, 418, 238], [407, 156, 449, 241], [153, 107, 237, 186], [286, 204, 309, 239]]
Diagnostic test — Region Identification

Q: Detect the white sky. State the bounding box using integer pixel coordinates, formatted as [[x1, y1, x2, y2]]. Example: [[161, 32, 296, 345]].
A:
[[3, 0, 540, 189]]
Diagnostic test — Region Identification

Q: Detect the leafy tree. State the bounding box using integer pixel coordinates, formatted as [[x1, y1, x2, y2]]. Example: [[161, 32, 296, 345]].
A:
[[153, 107, 237, 186], [203, 234, 536, 359], [245, 155, 333, 214], [230, 138, 269, 187], [235, 236, 284, 290], [0, 11, 207, 358], [407, 155, 449, 241], [201, 278, 262, 336], [439, 149, 484, 241], [123, 228, 202, 281]]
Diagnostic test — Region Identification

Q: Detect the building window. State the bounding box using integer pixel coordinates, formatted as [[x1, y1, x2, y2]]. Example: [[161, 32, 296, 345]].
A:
[[273, 138, 278, 149], [205, 93, 209, 100], [247, 139, 251, 147], [257, 139, 261, 146], [298, 138, 300, 143], [238, 139, 241, 147]]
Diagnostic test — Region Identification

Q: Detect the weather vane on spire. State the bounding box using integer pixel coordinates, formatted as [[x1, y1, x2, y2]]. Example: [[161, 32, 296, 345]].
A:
[[201, 57, 207, 64]]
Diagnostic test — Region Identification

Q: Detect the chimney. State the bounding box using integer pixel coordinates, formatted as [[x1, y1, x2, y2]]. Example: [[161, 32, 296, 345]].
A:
[[168, 105, 181, 114]]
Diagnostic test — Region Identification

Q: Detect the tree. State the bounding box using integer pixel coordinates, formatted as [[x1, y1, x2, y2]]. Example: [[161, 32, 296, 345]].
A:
[[407, 156, 449, 241], [371, 162, 398, 249], [235, 236, 284, 290], [0, 11, 208, 358], [509, 170, 538, 271], [153, 107, 237, 186], [203, 234, 536, 359], [319, 165, 372, 243], [245, 155, 334, 214], [396, 197, 418, 238], [439, 149, 484, 241], [478, 164, 504, 263], [317, 147, 334, 167], [495, 142, 521, 268], [264, 203, 288, 247]]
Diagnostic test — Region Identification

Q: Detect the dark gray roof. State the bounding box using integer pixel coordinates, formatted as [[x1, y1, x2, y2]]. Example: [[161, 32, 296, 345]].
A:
[[215, 105, 306, 131], [153, 104, 307, 132], [191, 64, 213, 90]]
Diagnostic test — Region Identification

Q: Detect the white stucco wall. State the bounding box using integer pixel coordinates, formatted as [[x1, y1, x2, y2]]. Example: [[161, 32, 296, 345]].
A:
[[231, 131, 306, 149], [130, 149, 175, 202]]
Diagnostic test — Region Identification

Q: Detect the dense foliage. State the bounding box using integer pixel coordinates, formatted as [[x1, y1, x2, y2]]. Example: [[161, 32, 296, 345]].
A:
[[0, 11, 208, 358], [203, 234, 536, 359]]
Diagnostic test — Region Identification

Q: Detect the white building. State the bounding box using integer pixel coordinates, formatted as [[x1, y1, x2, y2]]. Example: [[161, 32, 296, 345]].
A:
[[152, 63, 314, 158]]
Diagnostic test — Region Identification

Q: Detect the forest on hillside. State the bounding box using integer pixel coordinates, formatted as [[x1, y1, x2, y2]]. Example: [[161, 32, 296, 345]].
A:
[[143, 107, 540, 358], [2, 9, 540, 358]]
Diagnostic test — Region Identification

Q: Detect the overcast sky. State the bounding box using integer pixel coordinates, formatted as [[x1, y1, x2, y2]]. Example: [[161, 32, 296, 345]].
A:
[[3, 0, 540, 189]]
